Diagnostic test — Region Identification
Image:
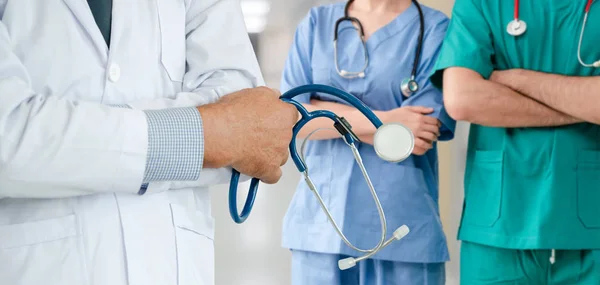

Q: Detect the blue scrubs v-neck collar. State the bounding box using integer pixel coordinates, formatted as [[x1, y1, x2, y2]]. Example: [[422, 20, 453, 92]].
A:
[[335, 1, 421, 52]]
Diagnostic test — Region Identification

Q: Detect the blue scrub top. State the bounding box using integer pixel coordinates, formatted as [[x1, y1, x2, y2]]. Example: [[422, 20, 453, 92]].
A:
[[280, 2, 455, 263]]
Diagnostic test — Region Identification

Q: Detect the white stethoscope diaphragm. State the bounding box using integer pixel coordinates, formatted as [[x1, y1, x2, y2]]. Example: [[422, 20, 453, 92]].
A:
[[507, 19, 527, 36], [374, 123, 414, 163]]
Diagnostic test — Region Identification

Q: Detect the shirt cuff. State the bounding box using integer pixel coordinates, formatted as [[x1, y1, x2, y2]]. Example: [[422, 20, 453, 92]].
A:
[[142, 107, 204, 186], [110, 104, 132, 108]]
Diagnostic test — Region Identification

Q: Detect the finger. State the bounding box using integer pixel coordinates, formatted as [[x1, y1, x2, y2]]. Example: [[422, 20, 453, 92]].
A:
[[422, 115, 440, 126], [404, 106, 434, 114], [280, 152, 290, 166], [414, 138, 433, 151], [261, 167, 283, 184], [412, 147, 426, 155], [421, 124, 441, 137], [280, 102, 300, 123], [258, 86, 280, 97], [418, 131, 438, 142]]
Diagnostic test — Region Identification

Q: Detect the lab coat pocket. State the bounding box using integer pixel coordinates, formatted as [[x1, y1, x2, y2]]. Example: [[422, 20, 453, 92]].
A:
[[296, 155, 334, 223], [170, 204, 215, 285], [464, 150, 504, 227], [157, 0, 186, 83], [0, 215, 86, 284], [576, 150, 600, 229]]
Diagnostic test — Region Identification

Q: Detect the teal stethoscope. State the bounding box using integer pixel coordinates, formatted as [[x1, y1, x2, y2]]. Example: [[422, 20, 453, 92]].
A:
[[229, 84, 415, 270]]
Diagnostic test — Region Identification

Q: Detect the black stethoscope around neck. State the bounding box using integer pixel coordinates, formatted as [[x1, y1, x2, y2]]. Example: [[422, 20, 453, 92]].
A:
[[333, 0, 425, 97]]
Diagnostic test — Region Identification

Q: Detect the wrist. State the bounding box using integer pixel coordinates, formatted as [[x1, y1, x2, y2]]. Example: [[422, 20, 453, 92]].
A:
[[197, 103, 235, 168], [351, 109, 379, 135], [495, 69, 527, 92], [374, 110, 388, 123], [508, 69, 528, 92]]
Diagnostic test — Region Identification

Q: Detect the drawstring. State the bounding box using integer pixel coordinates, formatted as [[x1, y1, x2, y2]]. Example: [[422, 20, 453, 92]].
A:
[[550, 249, 556, 265]]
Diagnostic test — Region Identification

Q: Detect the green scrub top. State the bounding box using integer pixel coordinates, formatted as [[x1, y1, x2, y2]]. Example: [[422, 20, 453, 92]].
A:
[[431, 0, 600, 250]]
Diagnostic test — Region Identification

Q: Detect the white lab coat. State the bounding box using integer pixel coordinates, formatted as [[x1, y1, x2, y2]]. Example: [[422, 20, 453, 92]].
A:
[[0, 0, 262, 284]]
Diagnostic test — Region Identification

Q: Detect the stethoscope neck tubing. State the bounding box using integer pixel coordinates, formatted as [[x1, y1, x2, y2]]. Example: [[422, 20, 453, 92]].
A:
[[344, 0, 354, 17], [411, 0, 425, 79], [338, 0, 424, 81], [514, 0, 520, 20], [586, 0, 595, 13], [577, 13, 593, 67]]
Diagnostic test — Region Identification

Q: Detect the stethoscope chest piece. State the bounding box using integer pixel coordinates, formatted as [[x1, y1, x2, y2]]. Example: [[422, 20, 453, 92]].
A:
[[374, 123, 414, 163], [400, 78, 419, 97], [507, 19, 527, 36]]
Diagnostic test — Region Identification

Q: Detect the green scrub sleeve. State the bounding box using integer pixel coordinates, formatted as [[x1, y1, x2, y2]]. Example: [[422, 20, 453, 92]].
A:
[[430, 0, 495, 89]]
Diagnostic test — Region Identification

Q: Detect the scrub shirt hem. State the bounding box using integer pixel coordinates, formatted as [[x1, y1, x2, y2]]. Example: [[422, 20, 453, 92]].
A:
[[282, 238, 450, 263], [283, 245, 450, 264], [458, 227, 600, 250]]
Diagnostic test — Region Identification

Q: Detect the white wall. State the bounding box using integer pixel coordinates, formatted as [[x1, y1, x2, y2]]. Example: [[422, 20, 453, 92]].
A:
[[211, 1, 467, 284]]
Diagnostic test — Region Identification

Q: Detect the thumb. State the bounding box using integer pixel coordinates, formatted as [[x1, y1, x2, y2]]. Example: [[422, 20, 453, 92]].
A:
[[404, 106, 434, 114]]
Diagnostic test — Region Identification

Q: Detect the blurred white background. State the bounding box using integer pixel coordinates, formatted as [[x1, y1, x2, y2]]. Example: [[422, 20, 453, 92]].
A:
[[211, 1, 468, 284]]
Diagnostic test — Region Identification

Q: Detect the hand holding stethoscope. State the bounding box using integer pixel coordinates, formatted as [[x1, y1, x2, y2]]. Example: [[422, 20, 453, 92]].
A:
[[508, 0, 599, 68], [228, 84, 415, 270]]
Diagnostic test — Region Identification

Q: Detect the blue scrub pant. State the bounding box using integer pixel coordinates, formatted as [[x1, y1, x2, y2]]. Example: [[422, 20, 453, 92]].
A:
[[291, 250, 445, 285]]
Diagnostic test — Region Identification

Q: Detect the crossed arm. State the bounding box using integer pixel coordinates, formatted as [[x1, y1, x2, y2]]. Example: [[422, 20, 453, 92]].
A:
[[296, 99, 380, 145], [490, 69, 600, 125], [443, 67, 592, 127]]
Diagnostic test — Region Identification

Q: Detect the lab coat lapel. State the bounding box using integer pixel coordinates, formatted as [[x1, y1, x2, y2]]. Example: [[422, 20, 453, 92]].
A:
[[62, 0, 109, 60]]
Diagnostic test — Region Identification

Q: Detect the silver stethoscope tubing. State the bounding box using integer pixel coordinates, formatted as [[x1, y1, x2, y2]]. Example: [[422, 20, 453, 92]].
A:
[[578, 0, 600, 68], [333, 0, 426, 97], [228, 84, 415, 270], [509, 0, 599, 68], [299, 128, 411, 270]]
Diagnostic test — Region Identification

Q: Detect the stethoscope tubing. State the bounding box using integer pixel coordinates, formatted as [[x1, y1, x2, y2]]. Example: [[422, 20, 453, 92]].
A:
[[229, 84, 382, 223], [333, 0, 424, 82]]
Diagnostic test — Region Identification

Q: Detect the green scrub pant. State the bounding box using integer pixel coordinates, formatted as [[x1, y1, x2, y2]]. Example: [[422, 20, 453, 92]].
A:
[[461, 242, 600, 285]]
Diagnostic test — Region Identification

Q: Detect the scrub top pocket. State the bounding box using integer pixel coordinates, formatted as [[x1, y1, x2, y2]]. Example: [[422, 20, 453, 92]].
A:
[[576, 150, 600, 229], [157, 0, 186, 83], [464, 150, 504, 227]]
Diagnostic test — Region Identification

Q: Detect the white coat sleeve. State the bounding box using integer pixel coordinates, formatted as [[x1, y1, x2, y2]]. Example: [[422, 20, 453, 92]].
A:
[[0, 22, 152, 198], [126, 0, 260, 189]]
